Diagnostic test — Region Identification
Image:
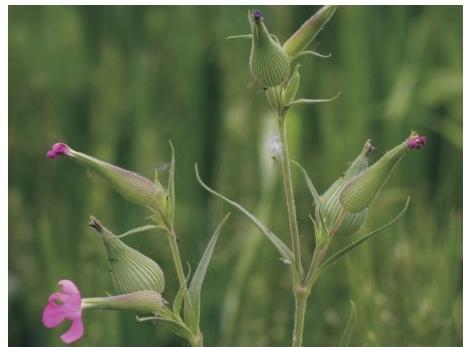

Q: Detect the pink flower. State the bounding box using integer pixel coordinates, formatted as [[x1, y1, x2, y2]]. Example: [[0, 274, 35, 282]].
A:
[[47, 143, 71, 159], [406, 134, 427, 149], [42, 280, 84, 344]]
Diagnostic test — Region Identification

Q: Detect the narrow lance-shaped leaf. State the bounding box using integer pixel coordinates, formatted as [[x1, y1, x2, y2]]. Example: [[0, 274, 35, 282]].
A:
[[292, 160, 320, 205], [287, 91, 341, 107], [338, 301, 358, 347], [195, 164, 294, 266], [168, 140, 176, 227], [115, 224, 163, 239], [188, 214, 230, 333]]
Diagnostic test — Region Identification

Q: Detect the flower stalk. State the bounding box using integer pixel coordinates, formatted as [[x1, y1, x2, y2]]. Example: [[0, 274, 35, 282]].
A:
[[277, 111, 303, 279]]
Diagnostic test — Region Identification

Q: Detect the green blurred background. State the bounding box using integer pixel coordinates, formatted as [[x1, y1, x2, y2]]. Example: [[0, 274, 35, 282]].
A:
[[9, 5, 462, 347]]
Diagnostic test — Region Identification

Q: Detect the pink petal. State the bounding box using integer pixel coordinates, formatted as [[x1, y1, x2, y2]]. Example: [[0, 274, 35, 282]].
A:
[[42, 304, 67, 328], [60, 317, 84, 344], [59, 280, 80, 296]]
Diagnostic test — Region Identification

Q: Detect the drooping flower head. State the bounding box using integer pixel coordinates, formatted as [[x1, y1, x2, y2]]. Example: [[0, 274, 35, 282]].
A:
[[47, 143, 72, 159], [42, 280, 83, 344]]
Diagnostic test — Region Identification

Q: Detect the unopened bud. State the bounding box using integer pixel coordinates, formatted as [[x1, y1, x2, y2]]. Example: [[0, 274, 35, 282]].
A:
[[265, 86, 284, 112], [340, 132, 427, 213], [283, 6, 337, 57], [89, 217, 165, 294], [83, 290, 163, 314], [282, 65, 301, 105], [47, 142, 166, 209], [317, 140, 374, 235], [249, 10, 290, 87]]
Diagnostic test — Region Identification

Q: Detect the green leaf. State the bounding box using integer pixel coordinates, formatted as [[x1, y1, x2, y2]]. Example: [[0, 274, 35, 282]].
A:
[[338, 301, 358, 347], [316, 197, 410, 276], [115, 224, 163, 239], [226, 34, 252, 40], [292, 50, 332, 62], [292, 160, 320, 204], [287, 91, 341, 107], [168, 140, 176, 227], [195, 164, 294, 266], [188, 213, 230, 333]]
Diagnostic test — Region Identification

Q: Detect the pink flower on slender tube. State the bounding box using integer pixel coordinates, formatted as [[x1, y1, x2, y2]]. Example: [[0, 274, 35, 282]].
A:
[[47, 143, 72, 159], [407, 134, 427, 149], [42, 280, 84, 344]]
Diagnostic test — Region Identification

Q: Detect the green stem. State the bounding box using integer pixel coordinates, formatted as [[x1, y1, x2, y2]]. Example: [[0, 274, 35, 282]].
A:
[[277, 112, 303, 278], [292, 286, 310, 347], [150, 210, 197, 336]]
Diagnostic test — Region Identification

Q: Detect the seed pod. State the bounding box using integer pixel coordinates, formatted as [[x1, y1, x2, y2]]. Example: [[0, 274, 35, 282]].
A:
[[47, 143, 166, 209], [249, 10, 290, 87], [283, 6, 337, 57], [340, 133, 426, 213], [82, 290, 164, 314], [317, 140, 374, 235], [282, 65, 301, 105], [89, 217, 165, 294]]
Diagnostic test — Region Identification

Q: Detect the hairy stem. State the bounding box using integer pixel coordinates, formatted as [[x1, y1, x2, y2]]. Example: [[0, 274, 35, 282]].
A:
[[292, 286, 310, 347], [277, 112, 303, 278]]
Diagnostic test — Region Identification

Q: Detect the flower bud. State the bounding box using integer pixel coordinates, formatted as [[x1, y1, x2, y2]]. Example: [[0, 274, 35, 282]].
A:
[[89, 217, 165, 294], [317, 140, 374, 235], [283, 6, 337, 57], [340, 133, 427, 213], [47, 142, 166, 209], [265, 86, 284, 112], [282, 65, 301, 105], [249, 10, 291, 87], [82, 290, 163, 314]]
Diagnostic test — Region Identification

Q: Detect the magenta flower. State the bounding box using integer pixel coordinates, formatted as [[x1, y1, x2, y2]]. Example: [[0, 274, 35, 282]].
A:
[[47, 143, 71, 159], [252, 10, 262, 23], [407, 134, 427, 149], [42, 280, 84, 344]]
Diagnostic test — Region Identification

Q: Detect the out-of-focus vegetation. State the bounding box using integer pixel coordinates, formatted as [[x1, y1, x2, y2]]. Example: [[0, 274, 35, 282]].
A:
[[8, 5, 462, 347]]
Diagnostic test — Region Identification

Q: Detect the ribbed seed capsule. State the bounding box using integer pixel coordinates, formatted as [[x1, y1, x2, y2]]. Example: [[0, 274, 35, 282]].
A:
[[82, 290, 164, 314], [249, 10, 290, 87], [89, 217, 165, 294], [317, 140, 374, 235], [340, 133, 426, 213]]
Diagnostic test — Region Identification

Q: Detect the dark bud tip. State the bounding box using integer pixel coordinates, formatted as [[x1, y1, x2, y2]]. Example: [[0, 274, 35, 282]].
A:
[[252, 10, 262, 23], [407, 134, 427, 150]]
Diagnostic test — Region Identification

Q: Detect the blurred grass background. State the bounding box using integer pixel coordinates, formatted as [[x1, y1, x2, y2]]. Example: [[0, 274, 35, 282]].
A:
[[8, 5, 462, 347]]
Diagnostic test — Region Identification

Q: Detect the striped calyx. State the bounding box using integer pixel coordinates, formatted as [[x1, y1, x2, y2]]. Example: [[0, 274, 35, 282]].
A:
[[82, 290, 164, 314], [317, 140, 374, 235], [340, 132, 425, 213], [89, 217, 165, 294], [68, 147, 166, 209], [249, 10, 290, 87]]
